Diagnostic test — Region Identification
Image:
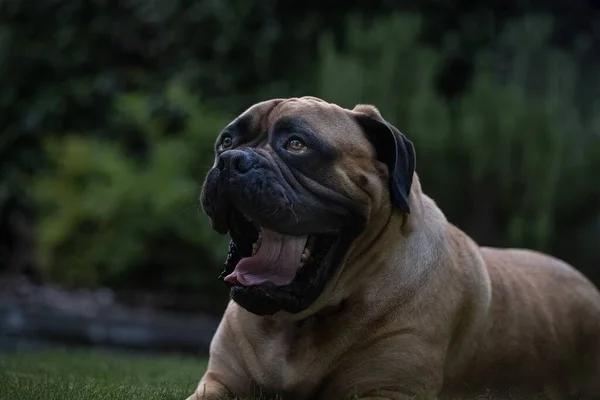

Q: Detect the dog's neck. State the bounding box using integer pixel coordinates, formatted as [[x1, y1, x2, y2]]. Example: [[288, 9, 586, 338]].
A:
[[272, 174, 446, 323]]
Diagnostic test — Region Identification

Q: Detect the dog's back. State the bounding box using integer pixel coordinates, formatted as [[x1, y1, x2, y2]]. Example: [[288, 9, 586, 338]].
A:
[[452, 247, 600, 398]]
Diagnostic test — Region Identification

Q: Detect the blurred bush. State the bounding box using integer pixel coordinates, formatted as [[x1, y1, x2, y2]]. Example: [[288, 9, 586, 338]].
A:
[[0, 0, 382, 276], [318, 14, 600, 279], [33, 84, 229, 298], [1, 1, 599, 302]]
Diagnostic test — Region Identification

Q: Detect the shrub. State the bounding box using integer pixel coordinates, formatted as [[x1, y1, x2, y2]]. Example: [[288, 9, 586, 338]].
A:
[[316, 14, 600, 274], [33, 84, 230, 298], [7, 6, 600, 297]]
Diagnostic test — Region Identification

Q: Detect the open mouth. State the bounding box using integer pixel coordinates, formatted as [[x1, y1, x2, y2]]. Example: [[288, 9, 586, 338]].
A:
[[221, 207, 338, 288]]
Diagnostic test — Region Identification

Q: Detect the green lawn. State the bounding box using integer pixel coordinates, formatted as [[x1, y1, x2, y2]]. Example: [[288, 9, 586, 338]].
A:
[[0, 347, 548, 400], [0, 347, 205, 400]]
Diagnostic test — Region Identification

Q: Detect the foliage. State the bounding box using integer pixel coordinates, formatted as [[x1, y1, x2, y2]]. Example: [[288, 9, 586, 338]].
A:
[[32, 84, 229, 294], [316, 15, 600, 279], [0, 1, 599, 297], [0, 0, 400, 275]]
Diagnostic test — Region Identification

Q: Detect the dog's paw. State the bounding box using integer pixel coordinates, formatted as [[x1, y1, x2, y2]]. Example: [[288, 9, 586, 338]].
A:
[[185, 393, 230, 400], [185, 383, 232, 400]]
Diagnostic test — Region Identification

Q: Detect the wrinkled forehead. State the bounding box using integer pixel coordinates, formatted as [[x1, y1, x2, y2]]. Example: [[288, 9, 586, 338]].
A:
[[227, 97, 371, 149]]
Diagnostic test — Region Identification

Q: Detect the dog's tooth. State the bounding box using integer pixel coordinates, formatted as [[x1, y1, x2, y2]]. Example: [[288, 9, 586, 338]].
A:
[[304, 248, 311, 257]]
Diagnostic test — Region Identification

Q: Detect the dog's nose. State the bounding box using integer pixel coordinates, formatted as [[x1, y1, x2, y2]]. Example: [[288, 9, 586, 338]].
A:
[[216, 150, 257, 174]]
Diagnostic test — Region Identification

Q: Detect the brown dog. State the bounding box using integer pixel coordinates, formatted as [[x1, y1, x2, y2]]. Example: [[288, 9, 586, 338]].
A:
[[189, 97, 600, 399]]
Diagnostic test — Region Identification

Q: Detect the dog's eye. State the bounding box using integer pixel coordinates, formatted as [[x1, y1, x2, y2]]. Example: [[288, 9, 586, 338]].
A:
[[221, 136, 233, 149], [286, 138, 307, 153]]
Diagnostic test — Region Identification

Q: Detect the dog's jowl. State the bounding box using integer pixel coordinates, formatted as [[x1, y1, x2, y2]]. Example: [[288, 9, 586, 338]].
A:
[[188, 97, 600, 400]]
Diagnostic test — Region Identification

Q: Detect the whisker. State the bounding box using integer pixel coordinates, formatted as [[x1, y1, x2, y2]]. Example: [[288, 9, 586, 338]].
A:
[[266, 206, 280, 218], [176, 199, 202, 216], [288, 204, 299, 224]]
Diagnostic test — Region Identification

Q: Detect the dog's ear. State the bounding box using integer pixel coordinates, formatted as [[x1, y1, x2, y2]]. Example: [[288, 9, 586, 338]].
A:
[[352, 104, 416, 213]]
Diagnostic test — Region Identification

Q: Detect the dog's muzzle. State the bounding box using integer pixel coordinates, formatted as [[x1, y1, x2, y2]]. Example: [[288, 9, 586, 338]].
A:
[[200, 148, 363, 316]]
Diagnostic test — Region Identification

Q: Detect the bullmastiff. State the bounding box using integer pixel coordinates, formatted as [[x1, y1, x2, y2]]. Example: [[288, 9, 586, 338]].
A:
[[189, 96, 600, 399]]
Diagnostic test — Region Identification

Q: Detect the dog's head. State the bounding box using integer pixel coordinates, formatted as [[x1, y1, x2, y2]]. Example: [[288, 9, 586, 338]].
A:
[[200, 97, 416, 316]]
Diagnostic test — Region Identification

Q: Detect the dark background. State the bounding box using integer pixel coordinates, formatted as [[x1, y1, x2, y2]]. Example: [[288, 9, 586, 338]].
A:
[[0, 1, 598, 332]]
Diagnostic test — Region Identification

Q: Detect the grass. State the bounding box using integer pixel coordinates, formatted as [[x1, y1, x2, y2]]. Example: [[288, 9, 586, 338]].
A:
[[0, 347, 550, 400], [0, 348, 407, 400], [0, 347, 205, 400]]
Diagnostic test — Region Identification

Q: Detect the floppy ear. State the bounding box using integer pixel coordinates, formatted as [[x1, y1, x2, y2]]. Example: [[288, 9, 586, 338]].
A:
[[352, 106, 416, 213]]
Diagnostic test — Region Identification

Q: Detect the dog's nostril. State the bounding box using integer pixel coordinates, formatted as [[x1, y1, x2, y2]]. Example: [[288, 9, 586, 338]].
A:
[[235, 155, 254, 173], [216, 151, 256, 174]]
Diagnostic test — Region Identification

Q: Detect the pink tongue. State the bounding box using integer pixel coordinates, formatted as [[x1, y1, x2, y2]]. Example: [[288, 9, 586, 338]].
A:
[[224, 228, 308, 286]]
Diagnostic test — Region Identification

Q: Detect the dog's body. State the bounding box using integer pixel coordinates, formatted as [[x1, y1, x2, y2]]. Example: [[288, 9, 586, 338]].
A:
[[191, 97, 600, 399]]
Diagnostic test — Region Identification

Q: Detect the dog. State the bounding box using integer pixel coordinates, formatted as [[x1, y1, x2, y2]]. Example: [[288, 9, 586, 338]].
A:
[[189, 96, 600, 399]]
